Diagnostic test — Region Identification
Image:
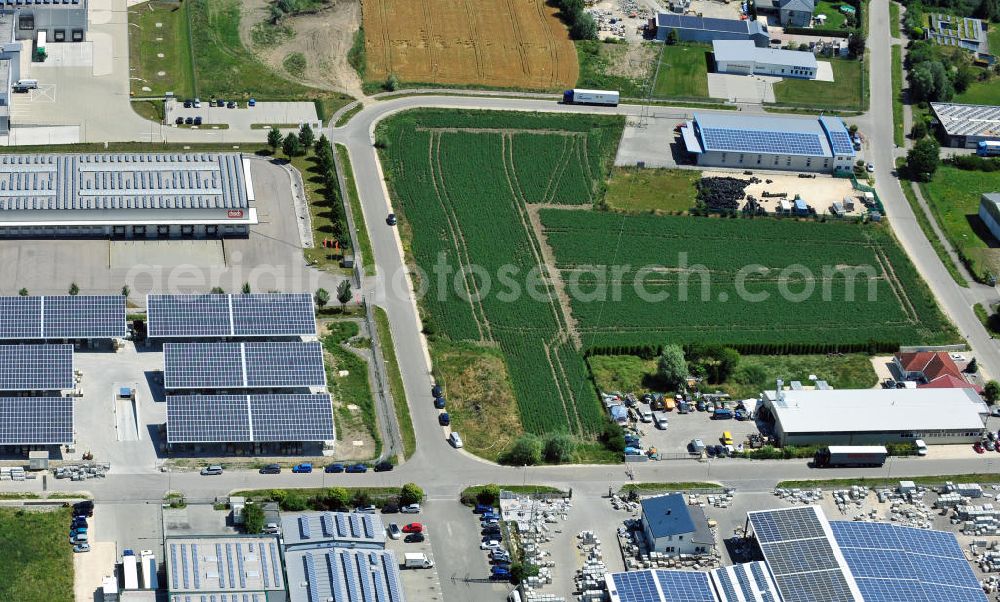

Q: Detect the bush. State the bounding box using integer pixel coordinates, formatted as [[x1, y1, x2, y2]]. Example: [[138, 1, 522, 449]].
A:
[[543, 433, 577, 463], [400, 483, 424, 505], [599, 421, 626, 452], [282, 52, 307, 77], [503, 434, 543, 465], [242, 503, 265, 534], [282, 492, 309, 511]]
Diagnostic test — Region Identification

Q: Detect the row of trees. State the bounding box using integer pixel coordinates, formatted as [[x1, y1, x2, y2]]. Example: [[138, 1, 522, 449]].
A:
[[657, 344, 742, 389], [502, 432, 578, 465], [244, 483, 425, 531], [551, 0, 598, 40], [267, 123, 317, 159]]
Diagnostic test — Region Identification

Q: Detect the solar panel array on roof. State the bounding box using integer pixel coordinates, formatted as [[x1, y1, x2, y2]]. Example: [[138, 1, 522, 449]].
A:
[[748, 507, 859, 602], [0, 396, 73, 445], [163, 342, 325, 389], [0, 295, 125, 339], [710, 562, 782, 602], [0, 0, 82, 5], [0, 153, 247, 212], [830, 521, 988, 602], [148, 293, 315, 338], [931, 102, 1000, 138], [288, 549, 405, 602], [166, 394, 334, 443], [167, 537, 283, 596], [700, 128, 825, 156], [657, 13, 755, 33], [0, 345, 73, 390]]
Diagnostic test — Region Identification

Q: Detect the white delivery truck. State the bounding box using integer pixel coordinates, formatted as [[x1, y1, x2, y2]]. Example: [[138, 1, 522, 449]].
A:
[[140, 550, 158, 590], [122, 549, 139, 590], [35, 31, 46, 61], [562, 88, 620, 106], [403, 552, 434, 569]]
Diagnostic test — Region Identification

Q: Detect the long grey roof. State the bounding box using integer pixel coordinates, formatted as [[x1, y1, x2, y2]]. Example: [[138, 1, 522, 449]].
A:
[[931, 102, 1000, 138], [779, 0, 814, 12], [0, 0, 84, 5], [0, 153, 247, 212], [285, 548, 405, 602], [166, 536, 285, 596], [692, 112, 855, 158], [281, 512, 386, 550], [713, 40, 817, 69], [656, 13, 767, 36]]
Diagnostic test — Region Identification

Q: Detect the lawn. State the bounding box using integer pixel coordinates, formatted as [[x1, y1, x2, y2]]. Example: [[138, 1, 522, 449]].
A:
[[604, 167, 700, 213], [891, 46, 903, 147], [373, 306, 416, 459], [652, 44, 711, 99], [954, 75, 1000, 105], [0, 507, 73, 602], [336, 144, 375, 277], [773, 58, 866, 111], [889, 2, 901, 37], [322, 320, 381, 459], [921, 166, 1000, 280], [813, 0, 850, 30], [128, 0, 196, 98], [295, 152, 353, 276], [588, 353, 879, 399]]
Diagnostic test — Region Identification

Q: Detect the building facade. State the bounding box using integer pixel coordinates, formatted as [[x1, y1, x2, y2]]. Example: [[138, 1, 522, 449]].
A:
[[653, 14, 770, 47], [713, 40, 817, 79], [979, 193, 1000, 242], [640, 494, 714, 556], [681, 113, 855, 173]]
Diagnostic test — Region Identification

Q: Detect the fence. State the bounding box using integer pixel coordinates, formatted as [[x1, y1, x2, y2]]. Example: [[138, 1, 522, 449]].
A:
[[331, 143, 364, 289]]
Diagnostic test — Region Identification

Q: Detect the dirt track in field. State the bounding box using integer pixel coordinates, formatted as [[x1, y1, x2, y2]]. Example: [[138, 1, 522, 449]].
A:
[[362, 0, 579, 90]]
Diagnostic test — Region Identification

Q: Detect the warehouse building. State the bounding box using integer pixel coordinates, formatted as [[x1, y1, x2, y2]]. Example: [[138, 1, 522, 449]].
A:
[[931, 102, 1000, 148], [713, 40, 817, 79], [607, 505, 987, 602], [759, 387, 987, 446], [165, 535, 287, 602], [1, 0, 87, 43], [979, 193, 1000, 242], [0, 153, 257, 238], [652, 14, 769, 47], [680, 113, 856, 172]]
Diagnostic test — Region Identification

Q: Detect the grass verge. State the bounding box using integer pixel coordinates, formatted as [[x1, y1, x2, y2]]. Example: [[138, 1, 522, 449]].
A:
[[778, 473, 1000, 489], [336, 144, 375, 276], [128, 0, 196, 98], [0, 507, 73, 602], [773, 58, 865, 111], [620, 482, 723, 494], [920, 166, 1000, 281], [652, 44, 711, 99], [459, 484, 566, 505], [334, 103, 363, 128], [233, 487, 402, 510], [322, 320, 382, 460], [891, 46, 904, 147], [604, 167, 700, 213], [576, 40, 654, 98], [890, 2, 901, 37], [296, 153, 350, 274], [895, 158, 968, 287], [348, 27, 365, 80], [131, 100, 165, 123], [373, 306, 416, 459]]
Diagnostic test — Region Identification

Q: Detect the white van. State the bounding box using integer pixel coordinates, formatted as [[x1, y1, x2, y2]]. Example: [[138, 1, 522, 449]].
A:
[[638, 407, 653, 423], [914, 439, 927, 456], [652, 411, 669, 430], [12, 79, 37, 92]]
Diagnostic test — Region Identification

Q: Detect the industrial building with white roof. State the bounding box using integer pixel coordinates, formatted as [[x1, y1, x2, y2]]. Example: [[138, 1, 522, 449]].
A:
[[713, 40, 818, 79], [931, 102, 1000, 148], [759, 387, 987, 446], [0, 152, 257, 238], [165, 535, 287, 602], [681, 113, 856, 173]]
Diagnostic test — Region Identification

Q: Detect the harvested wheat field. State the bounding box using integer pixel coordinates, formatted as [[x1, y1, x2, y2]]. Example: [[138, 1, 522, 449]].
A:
[[363, 0, 579, 90]]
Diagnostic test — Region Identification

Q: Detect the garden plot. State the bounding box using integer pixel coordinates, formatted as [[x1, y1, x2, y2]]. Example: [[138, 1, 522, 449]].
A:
[[701, 170, 860, 216]]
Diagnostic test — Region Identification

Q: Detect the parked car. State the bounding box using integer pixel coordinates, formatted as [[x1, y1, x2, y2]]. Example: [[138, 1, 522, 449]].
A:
[[292, 463, 313, 473], [73, 501, 94, 517], [263, 522, 280, 534], [434, 396, 446, 409], [866, 162, 875, 173], [721, 431, 733, 445], [382, 503, 400, 514], [184, 117, 193, 125], [490, 549, 510, 561], [431, 384, 443, 398], [259, 464, 281, 474], [72, 518, 88, 529], [73, 543, 91, 553], [70, 527, 88, 537], [482, 526, 501, 536], [175, 117, 184, 125], [183, 100, 192, 108], [325, 463, 345, 473], [438, 412, 450, 426], [386, 213, 397, 226], [356, 505, 377, 514], [713, 445, 728, 457], [387, 524, 402, 539], [480, 511, 500, 522], [345, 463, 368, 473], [712, 408, 733, 420], [482, 534, 503, 543], [988, 439, 997, 452], [248, 98, 256, 107], [200, 465, 223, 476], [974, 441, 985, 454], [490, 566, 511, 579], [473, 504, 494, 514], [193, 116, 202, 126], [481, 540, 502, 550], [193, 98, 201, 108], [401, 504, 421, 514], [695, 399, 707, 412], [689, 438, 706, 454], [227, 101, 237, 108], [374, 461, 393, 472], [402, 523, 423, 533], [449, 432, 463, 448], [404, 533, 426, 543]]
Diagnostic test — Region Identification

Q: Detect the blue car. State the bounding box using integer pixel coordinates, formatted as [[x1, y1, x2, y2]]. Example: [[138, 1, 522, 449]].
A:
[[438, 412, 450, 426], [325, 463, 345, 473], [345, 463, 368, 473], [292, 463, 313, 474], [431, 384, 443, 398], [490, 566, 511, 580], [481, 511, 500, 522], [473, 504, 493, 514], [434, 396, 446, 409]]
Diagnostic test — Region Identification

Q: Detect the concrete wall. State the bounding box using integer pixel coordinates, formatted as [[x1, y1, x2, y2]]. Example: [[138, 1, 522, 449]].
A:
[[642, 520, 700, 555], [715, 58, 816, 78], [0, 223, 249, 239], [779, 429, 982, 446], [656, 27, 769, 47], [695, 150, 837, 172]]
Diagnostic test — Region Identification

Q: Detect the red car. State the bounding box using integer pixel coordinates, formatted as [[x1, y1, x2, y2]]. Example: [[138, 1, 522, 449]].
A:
[[402, 523, 424, 533], [974, 441, 985, 454]]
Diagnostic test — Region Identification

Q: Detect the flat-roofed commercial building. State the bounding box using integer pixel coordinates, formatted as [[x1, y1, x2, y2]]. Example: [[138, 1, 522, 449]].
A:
[[0, 153, 257, 238], [931, 102, 1000, 148], [713, 40, 817, 79], [979, 193, 1000, 241], [653, 13, 770, 46]]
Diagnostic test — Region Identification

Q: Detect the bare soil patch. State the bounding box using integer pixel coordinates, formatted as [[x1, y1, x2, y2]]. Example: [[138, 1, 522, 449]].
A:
[[240, 0, 364, 98]]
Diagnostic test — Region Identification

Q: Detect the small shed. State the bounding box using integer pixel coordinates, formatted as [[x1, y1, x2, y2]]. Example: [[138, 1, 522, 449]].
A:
[[794, 198, 809, 215]]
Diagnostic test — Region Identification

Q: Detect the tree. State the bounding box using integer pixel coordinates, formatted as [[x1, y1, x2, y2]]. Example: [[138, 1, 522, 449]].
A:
[[68, 282, 79, 296], [570, 12, 597, 39], [503, 434, 542, 465], [283, 132, 303, 158], [121, 284, 130, 299], [241, 282, 252, 294], [385, 73, 399, 92], [336, 280, 352, 309], [543, 433, 577, 463], [315, 287, 330, 310], [315, 133, 331, 155], [323, 487, 350, 510], [657, 344, 687, 389], [399, 483, 424, 505], [910, 120, 928, 140], [267, 127, 283, 153], [848, 124, 859, 136], [282, 492, 309, 511], [242, 502, 265, 534], [17, 288, 27, 296], [599, 421, 626, 452], [978, 0, 1000, 21], [474, 484, 501, 506], [510, 562, 540, 585], [906, 137, 940, 181], [954, 62, 975, 93], [985, 380, 1000, 404], [716, 347, 741, 383], [298, 123, 315, 151], [847, 30, 866, 58], [665, 28, 678, 45], [966, 357, 979, 373]]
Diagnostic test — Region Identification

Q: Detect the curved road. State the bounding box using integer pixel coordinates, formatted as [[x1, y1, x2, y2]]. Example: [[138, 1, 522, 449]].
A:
[[2, 0, 998, 507]]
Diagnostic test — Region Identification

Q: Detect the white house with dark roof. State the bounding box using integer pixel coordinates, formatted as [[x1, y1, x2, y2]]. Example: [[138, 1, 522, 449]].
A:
[[640, 493, 715, 556]]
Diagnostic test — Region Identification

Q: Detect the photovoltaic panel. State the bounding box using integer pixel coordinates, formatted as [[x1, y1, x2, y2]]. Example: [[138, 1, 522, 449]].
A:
[[610, 571, 660, 602], [0, 297, 42, 338], [748, 507, 827, 543], [827, 130, 855, 156], [164, 342, 326, 389], [654, 571, 715, 602], [42, 295, 126, 338], [0, 344, 73, 390], [166, 393, 333, 443], [700, 128, 825, 156], [0, 397, 73, 444], [148, 293, 316, 338]]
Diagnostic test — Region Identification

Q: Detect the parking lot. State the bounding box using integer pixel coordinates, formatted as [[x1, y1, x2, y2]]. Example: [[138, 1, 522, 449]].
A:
[[164, 100, 320, 132]]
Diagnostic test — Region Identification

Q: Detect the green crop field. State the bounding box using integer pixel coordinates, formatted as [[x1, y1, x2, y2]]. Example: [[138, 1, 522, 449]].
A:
[[378, 110, 623, 436], [539, 211, 957, 349], [0, 507, 73, 602]]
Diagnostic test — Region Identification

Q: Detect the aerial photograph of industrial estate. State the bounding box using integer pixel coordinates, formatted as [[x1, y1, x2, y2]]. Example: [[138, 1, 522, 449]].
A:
[[6, 0, 1000, 600]]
